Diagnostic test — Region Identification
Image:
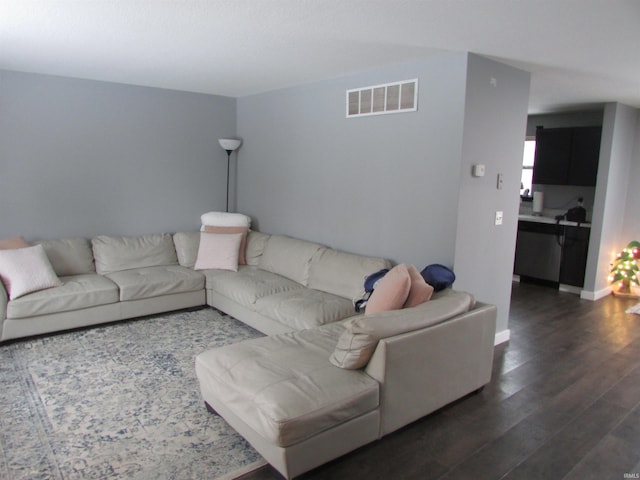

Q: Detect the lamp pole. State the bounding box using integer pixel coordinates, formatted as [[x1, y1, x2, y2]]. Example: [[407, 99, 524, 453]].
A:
[[224, 149, 232, 212], [218, 138, 242, 213]]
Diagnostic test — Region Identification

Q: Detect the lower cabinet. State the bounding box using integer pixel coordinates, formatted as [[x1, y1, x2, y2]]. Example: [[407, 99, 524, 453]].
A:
[[559, 226, 590, 287], [514, 221, 590, 289]]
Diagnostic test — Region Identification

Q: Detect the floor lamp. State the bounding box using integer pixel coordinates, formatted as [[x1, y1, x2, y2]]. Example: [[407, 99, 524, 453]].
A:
[[218, 138, 242, 212]]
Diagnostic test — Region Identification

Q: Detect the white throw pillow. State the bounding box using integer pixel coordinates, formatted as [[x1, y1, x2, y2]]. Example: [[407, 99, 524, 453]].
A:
[[0, 245, 63, 300], [200, 211, 251, 228], [193, 232, 243, 272]]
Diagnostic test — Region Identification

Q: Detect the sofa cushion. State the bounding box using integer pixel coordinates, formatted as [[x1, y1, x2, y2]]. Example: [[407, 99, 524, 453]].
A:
[[35, 237, 96, 275], [259, 235, 324, 286], [331, 290, 475, 369], [307, 248, 391, 300], [194, 232, 243, 272], [195, 323, 379, 447], [254, 289, 357, 331], [92, 234, 178, 275], [6, 274, 119, 319], [173, 232, 200, 268], [365, 264, 411, 315], [202, 266, 303, 307], [0, 245, 63, 300], [106, 265, 205, 301], [245, 231, 270, 266]]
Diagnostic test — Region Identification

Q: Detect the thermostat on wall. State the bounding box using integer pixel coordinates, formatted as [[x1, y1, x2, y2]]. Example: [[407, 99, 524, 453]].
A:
[[472, 164, 485, 177]]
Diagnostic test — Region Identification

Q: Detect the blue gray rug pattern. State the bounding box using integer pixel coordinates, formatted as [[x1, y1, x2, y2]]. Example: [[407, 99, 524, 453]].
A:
[[0, 308, 266, 480]]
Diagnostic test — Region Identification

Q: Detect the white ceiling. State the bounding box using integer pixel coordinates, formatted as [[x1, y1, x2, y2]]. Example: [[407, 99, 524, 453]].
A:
[[1, 0, 639, 114]]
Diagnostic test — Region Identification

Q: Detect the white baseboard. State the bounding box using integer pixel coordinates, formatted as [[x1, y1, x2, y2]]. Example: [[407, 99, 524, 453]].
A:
[[580, 287, 612, 301], [494, 329, 510, 345], [559, 284, 582, 295]]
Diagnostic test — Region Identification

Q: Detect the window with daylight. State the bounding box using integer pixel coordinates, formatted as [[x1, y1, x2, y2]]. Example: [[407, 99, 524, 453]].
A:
[[521, 139, 536, 196], [347, 79, 418, 118]]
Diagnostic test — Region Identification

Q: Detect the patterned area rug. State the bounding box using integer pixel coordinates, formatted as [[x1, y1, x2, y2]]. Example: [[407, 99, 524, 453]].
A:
[[0, 308, 267, 480]]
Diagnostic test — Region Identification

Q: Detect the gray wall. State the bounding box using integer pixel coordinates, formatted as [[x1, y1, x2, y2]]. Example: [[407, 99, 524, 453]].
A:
[[622, 115, 640, 242], [585, 103, 639, 296], [0, 70, 236, 240], [237, 53, 531, 339], [237, 54, 469, 266], [453, 54, 531, 336]]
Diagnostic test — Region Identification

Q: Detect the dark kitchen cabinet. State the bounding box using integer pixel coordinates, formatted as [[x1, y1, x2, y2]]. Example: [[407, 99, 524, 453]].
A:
[[559, 226, 590, 287], [514, 220, 591, 289], [532, 126, 601, 186], [568, 127, 601, 186]]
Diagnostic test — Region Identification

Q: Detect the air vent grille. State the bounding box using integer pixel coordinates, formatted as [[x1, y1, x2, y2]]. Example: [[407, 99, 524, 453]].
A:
[[346, 79, 418, 118]]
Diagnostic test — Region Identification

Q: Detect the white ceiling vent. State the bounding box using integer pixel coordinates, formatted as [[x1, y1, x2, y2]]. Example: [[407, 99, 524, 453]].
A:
[[346, 79, 418, 118]]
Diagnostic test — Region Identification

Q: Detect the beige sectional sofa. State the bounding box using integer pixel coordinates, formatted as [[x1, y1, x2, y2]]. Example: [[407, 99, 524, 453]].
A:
[[191, 231, 497, 479], [0, 229, 497, 480]]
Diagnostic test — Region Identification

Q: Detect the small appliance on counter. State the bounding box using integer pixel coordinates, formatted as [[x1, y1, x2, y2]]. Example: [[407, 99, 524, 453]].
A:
[[532, 191, 544, 215], [555, 197, 587, 224]]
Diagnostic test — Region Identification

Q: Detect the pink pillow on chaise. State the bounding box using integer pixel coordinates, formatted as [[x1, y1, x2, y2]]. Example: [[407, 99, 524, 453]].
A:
[[404, 264, 434, 308], [365, 263, 411, 315]]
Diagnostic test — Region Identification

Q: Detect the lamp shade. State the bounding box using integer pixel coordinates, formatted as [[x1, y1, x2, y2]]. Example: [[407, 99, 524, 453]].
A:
[[218, 138, 242, 151]]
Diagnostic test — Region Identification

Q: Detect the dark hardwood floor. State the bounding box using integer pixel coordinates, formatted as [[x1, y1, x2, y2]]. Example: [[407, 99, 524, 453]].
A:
[[243, 282, 640, 480]]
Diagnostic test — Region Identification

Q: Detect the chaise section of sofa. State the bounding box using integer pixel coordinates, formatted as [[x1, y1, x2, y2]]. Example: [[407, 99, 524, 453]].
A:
[[196, 289, 497, 479]]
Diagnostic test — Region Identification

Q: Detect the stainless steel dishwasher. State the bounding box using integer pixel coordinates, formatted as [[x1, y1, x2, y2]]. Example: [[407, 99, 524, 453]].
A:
[[513, 221, 563, 284]]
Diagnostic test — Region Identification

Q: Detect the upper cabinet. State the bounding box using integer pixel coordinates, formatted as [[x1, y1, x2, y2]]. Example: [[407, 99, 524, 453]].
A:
[[532, 126, 602, 186]]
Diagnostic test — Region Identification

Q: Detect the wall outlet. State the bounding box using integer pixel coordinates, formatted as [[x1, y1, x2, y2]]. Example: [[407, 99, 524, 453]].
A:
[[495, 211, 503, 225]]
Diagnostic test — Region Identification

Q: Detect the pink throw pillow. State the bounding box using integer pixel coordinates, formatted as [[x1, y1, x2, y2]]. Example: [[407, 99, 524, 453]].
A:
[[0, 236, 30, 250], [194, 232, 243, 272], [365, 264, 411, 315], [203, 225, 248, 265], [404, 264, 434, 308]]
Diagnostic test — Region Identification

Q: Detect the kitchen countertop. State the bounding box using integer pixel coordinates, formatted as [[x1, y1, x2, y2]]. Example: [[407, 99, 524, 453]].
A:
[[519, 214, 591, 228]]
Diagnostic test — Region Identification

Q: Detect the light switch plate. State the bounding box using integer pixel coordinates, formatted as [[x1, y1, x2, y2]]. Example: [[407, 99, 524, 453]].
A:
[[495, 211, 503, 225]]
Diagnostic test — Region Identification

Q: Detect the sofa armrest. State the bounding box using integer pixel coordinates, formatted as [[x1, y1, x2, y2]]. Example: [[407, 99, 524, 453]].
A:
[[0, 280, 7, 324], [364, 302, 497, 437]]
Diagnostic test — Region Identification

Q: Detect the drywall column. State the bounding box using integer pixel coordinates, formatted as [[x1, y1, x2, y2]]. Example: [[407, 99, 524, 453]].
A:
[[583, 103, 638, 299], [453, 54, 531, 342], [621, 115, 640, 242]]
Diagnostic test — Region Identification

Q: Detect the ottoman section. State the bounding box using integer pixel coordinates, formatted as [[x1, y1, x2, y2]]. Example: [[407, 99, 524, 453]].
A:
[[106, 265, 205, 301], [253, 288, 357, 331], [195, 325, 379, 448], [203, 265, 304, 308]]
